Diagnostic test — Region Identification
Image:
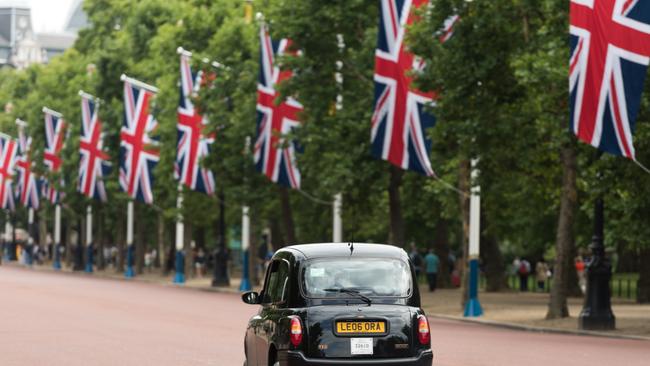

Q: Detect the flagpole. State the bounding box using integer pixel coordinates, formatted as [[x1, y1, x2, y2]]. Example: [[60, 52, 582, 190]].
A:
[[3, 212, 10, 261], [84, 205, 93, 273], [26, 207, 34, 266], [173, 184, 185, 284], [53, 204, 61, 270], [239, 136, 252, 291], [125, 201, 135, 278], [120, 74, 159, 94], [332, 34, 345, 244], [239, 206, 251, 291], [332, 193, 343, 242], [464, 159, 483, 317]]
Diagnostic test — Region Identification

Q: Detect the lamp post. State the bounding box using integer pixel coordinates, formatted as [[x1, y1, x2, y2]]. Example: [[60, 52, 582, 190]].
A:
[[578, 197, 615, 330]]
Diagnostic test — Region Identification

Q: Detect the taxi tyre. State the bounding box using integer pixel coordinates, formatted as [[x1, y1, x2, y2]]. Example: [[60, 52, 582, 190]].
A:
[[277, 349, 434, 366]]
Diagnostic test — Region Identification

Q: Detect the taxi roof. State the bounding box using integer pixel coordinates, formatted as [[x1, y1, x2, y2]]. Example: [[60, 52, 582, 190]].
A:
[[282, 243, 409, 260]]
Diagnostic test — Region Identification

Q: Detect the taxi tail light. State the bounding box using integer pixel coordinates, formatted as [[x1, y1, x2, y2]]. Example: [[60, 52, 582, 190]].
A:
[[417, 315, 430, 345], [290, 317, 303, 346]]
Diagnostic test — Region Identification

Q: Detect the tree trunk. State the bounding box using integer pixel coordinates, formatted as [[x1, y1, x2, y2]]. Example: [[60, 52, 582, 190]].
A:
[[64, 216, 72, 267], [638, 247, 650, 303], [547, 146, 578, 319], [157, 211, 165, 271], [433, 219, 451, 288], [388, 165, 405, 247], [279, 187, 296, 246], [38, 209, 47, 261], [116, 209, 125, 273], [269, 218, 283, 251], [481, 230, 508, 292], [459, 160, 471, 308]]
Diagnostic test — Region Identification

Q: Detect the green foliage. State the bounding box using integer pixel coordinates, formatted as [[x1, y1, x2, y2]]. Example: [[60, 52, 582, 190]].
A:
[[0, 0, 648, 262]]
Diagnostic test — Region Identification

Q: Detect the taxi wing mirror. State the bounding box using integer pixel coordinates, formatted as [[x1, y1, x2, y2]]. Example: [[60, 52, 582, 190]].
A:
[[242, 291, 260, 305]]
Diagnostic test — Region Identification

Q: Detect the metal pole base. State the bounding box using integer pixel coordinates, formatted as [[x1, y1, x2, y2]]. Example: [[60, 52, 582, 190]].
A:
[[53, 244, 61, 270], [464, 298, 484, 317], [173, 251, 185, 284], [578, 252, 616, 330], [464, 259, 483, 317], [84, 245, 94, 273], [239, 251, 251, 292], [211, 248, 230, 287], [124, 244, 135, 278], [125, 266, 135, 278]]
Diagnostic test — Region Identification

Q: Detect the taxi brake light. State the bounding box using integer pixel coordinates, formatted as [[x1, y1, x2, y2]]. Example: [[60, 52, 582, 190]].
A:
[[290, 317, 303, 346], [417, 315, 430, 345]]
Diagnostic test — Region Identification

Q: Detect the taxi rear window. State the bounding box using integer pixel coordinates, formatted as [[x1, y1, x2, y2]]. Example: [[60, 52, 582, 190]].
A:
[[301, 258, 412, 298]]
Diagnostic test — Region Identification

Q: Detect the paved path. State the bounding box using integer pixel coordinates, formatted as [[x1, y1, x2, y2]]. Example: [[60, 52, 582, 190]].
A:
[[1, 266, 648, 366]]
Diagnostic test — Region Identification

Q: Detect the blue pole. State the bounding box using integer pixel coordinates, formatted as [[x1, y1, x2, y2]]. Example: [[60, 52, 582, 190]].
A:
[[173, 250, 185, 284], [53, 243, 61, 270], [125, 244, 135, 278], [85, 244, 94, 273], [2, 242, 8, 262], [239, 250, 251, 291], [464, 258, 483, 317]]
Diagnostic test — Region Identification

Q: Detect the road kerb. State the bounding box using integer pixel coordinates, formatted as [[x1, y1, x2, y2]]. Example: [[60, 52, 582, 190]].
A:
[[428, 313, 650, 342]]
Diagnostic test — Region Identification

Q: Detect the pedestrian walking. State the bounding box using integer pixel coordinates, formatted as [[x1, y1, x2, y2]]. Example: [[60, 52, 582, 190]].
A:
[[409, 243, 423, 280], [518, 258, 531, 292], [535, 258, 549, 291], [194, 247, 206, 278], [424, 248, 440, 292], [575, 255, 586, 294]]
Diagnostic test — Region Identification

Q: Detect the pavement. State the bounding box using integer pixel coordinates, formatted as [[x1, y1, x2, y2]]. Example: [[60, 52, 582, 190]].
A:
[[420, 288, 650, 339], [1, 264, 649, 365]]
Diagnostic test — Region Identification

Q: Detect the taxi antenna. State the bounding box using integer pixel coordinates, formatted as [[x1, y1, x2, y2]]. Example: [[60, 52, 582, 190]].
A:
[[348, 242, 354, 256]]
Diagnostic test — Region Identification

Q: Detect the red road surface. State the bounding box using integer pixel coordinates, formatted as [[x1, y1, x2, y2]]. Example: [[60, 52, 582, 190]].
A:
[[1, 266, 648, 366]]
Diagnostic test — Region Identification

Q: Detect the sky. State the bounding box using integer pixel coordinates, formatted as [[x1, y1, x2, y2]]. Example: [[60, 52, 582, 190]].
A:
[[0, 0, 76, 33]]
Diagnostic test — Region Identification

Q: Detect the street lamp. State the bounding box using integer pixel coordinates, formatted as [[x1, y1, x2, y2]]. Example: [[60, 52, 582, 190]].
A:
[[578, 197, 616, 330]]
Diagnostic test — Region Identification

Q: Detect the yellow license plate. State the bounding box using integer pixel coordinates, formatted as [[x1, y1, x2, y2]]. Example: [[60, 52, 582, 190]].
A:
[[336, 321, 386, 334]]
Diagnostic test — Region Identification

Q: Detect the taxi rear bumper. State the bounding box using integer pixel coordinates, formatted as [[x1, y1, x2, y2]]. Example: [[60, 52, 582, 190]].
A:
[[277, 349, 433, 366]]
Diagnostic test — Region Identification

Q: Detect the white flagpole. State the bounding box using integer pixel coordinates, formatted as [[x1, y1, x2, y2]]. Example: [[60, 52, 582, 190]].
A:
[[125, 201, 135, 277], [464, 158, 483, 317], [333, 193, 342, 242], [332, 33, 345, 244], [239, 136, 252, 291], [173, 184, 185, 284], [53, 204, 61, 269], [85, 205, 93, 272], [120, 74, 159, 94]]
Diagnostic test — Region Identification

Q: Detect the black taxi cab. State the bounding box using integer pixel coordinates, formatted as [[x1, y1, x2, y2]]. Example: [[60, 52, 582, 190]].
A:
[[241, 243, 433, 366]]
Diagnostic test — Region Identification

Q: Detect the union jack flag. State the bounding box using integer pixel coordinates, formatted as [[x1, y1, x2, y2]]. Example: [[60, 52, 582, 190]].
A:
[[120, 76, 160, 204], [254, 24, 303, 189], [0, 134, 17, 211], [42, 108, 66, 204], [15, 120, 40, 209], [570, 0, 650, 159], [371, 0, 437, 177], [79, 93, 110, 202], [176, 52, 216, 195]]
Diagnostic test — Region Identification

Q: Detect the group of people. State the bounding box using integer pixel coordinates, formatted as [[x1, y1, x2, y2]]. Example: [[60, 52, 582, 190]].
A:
[[512, 257, 551, 292], [409, 245, 451, 292]]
